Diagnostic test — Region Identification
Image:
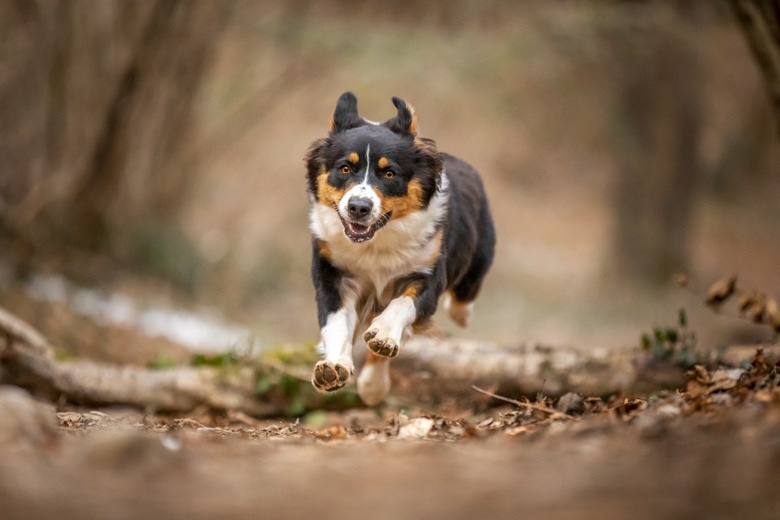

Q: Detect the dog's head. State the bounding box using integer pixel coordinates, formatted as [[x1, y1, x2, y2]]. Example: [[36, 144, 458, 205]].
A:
[[306, 92, 443, 243]]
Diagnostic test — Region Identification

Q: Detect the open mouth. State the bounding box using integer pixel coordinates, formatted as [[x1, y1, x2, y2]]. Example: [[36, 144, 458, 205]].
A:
[[340, 212, 392, 243]]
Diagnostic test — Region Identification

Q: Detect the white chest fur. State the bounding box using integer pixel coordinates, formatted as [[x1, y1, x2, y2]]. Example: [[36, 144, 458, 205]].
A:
[[310, 175, 449, 297]]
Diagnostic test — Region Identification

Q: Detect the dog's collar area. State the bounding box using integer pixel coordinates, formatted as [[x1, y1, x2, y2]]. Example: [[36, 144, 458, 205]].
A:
[[340, 212, 392, 243]]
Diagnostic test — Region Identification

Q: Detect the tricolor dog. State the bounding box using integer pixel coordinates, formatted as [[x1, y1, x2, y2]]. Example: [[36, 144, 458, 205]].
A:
[[305, 92, 495, 405]]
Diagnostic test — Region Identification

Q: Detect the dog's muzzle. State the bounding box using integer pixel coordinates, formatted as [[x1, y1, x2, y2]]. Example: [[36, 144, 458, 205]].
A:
[[340, 196, 391, 243]]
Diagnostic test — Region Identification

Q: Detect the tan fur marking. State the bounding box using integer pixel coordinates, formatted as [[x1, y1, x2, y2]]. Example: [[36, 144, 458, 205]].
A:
[[407, 103, 418, 134], [378, 157, 389, 169], [402, 285, 418, 299], [318, 240, 332, 261], [363, 350, 384, 366], [377, 178, 424, 219], [317, 167, 350, 208], [413, 135, 437, 155], [349, 152, 359, 164], [330, 116, 336, 130], [446, 290, 472, 328]]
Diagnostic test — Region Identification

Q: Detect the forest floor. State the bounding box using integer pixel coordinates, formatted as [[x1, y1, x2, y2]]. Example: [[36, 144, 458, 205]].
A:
[[2, 282, 780, 520], [2, 371, 780, 520]]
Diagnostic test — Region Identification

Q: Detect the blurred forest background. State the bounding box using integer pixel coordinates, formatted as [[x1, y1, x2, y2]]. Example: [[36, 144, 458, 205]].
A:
[[1, 0, 779, 352]]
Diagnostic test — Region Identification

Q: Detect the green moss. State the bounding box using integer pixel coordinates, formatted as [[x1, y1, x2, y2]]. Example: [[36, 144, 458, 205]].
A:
[[147, 355, 179, 370]]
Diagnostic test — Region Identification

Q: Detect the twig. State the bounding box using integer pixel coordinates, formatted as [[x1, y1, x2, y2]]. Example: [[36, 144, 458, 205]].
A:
[[471, 385, 573, 420]]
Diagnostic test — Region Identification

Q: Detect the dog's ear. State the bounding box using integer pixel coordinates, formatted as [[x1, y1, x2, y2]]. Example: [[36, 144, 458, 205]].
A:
[[385, 97, 418, 135], [331, 92, 361, 132]]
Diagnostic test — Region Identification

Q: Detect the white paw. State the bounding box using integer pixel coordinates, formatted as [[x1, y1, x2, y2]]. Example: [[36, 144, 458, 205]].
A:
[[311, 360, 354, 392], [363, 328, 400, 358], [357, 361, 391, 405], [444, 292, 473, 328], [362, 296, 415, 358]]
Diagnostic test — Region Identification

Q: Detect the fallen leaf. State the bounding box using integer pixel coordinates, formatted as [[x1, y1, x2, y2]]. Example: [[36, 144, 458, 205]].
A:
[[707, 369, 739, 393], [686, 364, 711, 385], [738, 291, 763, 312], [766, 297, 780, 333], [705, 275, 737, 308], [746, 302, 766, 324], [504, 425, 534, 436], [686, 380, 708, 400], [315, 425, 348, 440], [750, 346, 768, 375]]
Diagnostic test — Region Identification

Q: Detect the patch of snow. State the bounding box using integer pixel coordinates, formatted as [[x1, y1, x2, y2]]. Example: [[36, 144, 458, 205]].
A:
[[22, 274, 251, 352]]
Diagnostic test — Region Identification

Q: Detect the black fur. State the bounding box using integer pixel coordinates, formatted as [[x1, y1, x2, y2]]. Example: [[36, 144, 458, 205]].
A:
[[306, 129, 441, 208], [310, 239, 344, 328], [439, 153, 496, 303], [306, 93, 494, 395]]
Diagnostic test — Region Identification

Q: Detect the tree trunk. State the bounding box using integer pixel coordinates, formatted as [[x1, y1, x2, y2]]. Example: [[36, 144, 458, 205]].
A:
[[730, 0, 780, 138], [606, 4, 703, 284], [0, 1, 232, 253]]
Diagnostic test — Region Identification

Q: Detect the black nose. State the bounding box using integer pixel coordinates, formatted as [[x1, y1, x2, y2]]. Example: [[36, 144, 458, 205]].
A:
[[348, 197, 373, 220]]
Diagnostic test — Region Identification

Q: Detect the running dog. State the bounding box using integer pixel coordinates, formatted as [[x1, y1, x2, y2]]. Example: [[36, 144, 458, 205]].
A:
[[305, 92, 495, 404]]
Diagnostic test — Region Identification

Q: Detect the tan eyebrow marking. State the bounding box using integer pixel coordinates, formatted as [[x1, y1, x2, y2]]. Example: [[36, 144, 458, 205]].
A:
[[349, 152, 359, 164], [378, 157, 389, 169]]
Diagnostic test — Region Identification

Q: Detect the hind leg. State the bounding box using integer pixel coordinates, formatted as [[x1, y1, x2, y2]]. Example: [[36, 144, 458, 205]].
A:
[[357, 351, 391, 405], [446, 223, 495, 327], [443, 291, 475, 328]]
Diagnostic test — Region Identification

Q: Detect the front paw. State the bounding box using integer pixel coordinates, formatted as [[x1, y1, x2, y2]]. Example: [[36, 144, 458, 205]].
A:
[[312, 360, 353, 392], [363, 329, 400, 358]]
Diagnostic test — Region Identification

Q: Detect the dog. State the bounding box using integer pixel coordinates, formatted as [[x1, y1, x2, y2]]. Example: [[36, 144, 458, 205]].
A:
[[304, 92, 495, 405]]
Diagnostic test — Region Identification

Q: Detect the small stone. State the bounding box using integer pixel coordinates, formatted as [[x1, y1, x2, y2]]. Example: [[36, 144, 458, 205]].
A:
[[709, 393, 733, 406], [556, 392, 585, 415], [656, 404, 681, 419], [635, 413, 667, 439], [398, 417, 434, 439]]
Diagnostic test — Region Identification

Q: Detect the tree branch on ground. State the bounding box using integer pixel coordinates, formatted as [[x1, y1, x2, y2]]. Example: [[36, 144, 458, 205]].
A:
[[1, 304, 778, 415]]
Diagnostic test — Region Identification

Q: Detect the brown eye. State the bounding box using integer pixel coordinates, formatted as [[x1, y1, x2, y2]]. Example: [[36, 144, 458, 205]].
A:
[[385, 170, 395, 179], [340, 165, 351, 174]]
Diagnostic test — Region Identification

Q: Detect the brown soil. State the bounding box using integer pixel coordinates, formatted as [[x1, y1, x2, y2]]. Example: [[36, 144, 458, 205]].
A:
[[2, 353, 780, 520]]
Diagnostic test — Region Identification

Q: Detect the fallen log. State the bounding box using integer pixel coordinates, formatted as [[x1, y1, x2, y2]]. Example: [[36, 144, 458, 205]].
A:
[[0, 306, 281, 416], [396, 337, 780, 406], [1, 304, 776, 415], [2, 348, 280, 417], [391, 338, 685, 406]]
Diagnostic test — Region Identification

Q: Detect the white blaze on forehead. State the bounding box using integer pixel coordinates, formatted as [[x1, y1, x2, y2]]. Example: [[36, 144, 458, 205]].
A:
[[362, 144, 371, 184], [338, 144, 381, 222]]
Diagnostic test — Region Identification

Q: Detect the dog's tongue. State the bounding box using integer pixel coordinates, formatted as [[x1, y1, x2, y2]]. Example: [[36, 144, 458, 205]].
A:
[[345, 221, 374, 242], [348, 222, 369, 234], [341, 212, 392, 243]]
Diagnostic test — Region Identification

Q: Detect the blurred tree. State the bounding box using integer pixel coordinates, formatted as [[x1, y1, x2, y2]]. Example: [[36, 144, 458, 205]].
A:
[[729, 0, 780, 138], [0, 1, 232, 260], [605, 2, 704, 284]]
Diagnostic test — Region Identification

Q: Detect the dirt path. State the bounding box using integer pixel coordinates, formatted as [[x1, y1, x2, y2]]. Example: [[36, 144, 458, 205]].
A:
[[2, 281, 779, 519], [2, 377, 779, 520]]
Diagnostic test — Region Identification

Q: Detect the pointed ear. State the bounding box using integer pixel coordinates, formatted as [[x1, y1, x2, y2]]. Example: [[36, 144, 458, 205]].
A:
[[331, 92, 361, 132], [386, 96, 418, 134]]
